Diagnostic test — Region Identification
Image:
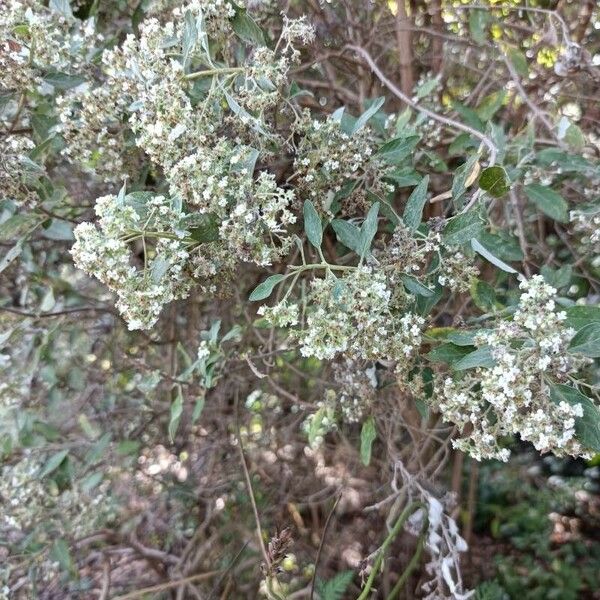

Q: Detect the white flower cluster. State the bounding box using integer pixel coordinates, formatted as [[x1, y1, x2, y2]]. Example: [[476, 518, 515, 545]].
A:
[[437, 251, 479, 293], [0, 0, 100, 93], [0, 134, 37, 205], [172, 0, 237, 36], [435, 275, 591, 461], [331, 358, 377, 423], [570, 208, 600, 268], [169, 141, 297, 265], [64, 3, 315, 326], [71, 192, 198, 330], [379, 225, 478, 293], [292, 113, 389, 215], [294, 267, 424, 364]]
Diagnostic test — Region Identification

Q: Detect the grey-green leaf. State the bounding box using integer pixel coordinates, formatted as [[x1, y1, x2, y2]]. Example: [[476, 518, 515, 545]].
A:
[[39, 449, 69, 478], [524, 184, 569, 223], [568, 323, 600, 358], [358, 202, 380, 258], [249, 274, 286, 301], [350, 97, 385, 135], [360, 417, 377, 466], [303, 200, 323, 249], [403, 175, 429, 231], [231, 6, 265, 45], [565, 306, 600, 331], [169, 388, 184, 443], [443, 210, 484, 246], [453, 346, 495, 370], [401, 274, 434, 297], [331, 219, 361, 254], [549, 384, 600, 452], [471, 238, 518, 274], [478, 166, 510, 197]]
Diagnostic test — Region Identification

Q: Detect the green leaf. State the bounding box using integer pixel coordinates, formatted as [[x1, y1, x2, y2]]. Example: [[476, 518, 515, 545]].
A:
[[470, 278, 497, 312], [469, 9, 490, 44], [39, 449, 69, 478], [443, 210, 484, 246], [231, 5, 266, 45], [564, 305, 600, 330], [524, 184, 569, 223], [0, 243, 22, 274], [478, 231, 523, 261], [453, 346, 495, 370], [50, 539, 74, 574], [169, 387, 184, 443], [402, 175, 429, 231], [350, 96, 385, 135], [427, 343, 473, 364], [549, 384, 600, 452], [540, 264, 572, 290], [182, 10, 197, 71], [43, 71, 85, 90], [507, 48, 529, 77], [358, 202, 379, 258], [0, 213, 43, 239], [568, 323, 600, 358], [452, 155, 479, 202], [188, 213, 221, 243], [360, 417, 376, 466], [331, 219, 361, 254], [478, 166, 510, 198], [401, 274, 434, 297], [249, 274, 286, 301], [192, 396, 205, 423], [476, 91, 506, 122], [415, 76, 440, 99], [377, 135, 421, 165], [316, 571, 355, 600], [447, 331, 478, 346], [303, 200, 323, 249], [471, 238, 518, 274], [41, 219, 74, 241]]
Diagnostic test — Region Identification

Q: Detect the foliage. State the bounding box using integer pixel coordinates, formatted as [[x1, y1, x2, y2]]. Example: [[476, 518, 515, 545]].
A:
[[1, 0, 599, 597]]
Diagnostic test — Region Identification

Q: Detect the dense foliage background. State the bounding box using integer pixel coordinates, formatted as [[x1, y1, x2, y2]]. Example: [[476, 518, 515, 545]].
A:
[[1, 0, 600, 598]]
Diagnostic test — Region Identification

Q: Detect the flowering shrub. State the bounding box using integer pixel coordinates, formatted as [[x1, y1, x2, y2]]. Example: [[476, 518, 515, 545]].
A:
[[1, 0, 599, 598]]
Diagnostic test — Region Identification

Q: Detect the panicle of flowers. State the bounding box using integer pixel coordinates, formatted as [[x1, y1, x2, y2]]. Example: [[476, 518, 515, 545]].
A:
[[330, 358, 377, 423], [570, 207, 600, 268], [172, 0, 237, 37], [219, 171, 296, 265], [56, 84, 131, 183], [377, 223, 478, 294], [433, 275, 592, 461], [257, 300, 299, 327], [292, 112, 390, 215], [286, 266, 425, 366], [0, 134, 37, 205], [0, 0, 101, 93], [71, 192, 196, 330], [437, 250, 479, 293]]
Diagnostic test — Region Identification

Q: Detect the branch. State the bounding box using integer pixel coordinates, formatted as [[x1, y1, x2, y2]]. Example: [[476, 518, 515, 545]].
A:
[[345, 45, 498, 166]]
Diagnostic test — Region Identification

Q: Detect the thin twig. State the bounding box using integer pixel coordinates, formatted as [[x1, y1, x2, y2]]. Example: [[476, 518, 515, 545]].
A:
[[345, 45, 497, 166], [234, 392, 271, 568], [112, 570, 221, 599], [309, 491, 342, 600]]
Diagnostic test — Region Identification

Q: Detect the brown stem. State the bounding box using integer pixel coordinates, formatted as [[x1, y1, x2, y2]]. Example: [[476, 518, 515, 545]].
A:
[[394, 0, 414, 99]]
